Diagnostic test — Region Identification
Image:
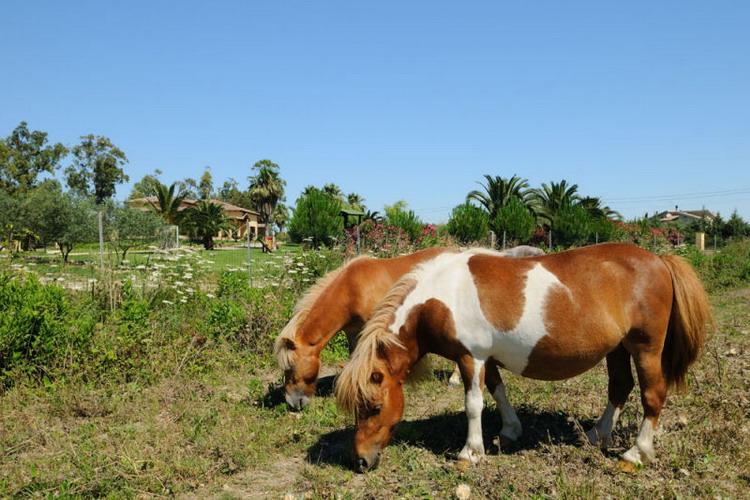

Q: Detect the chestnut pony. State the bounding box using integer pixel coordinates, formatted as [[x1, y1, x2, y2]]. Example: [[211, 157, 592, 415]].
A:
[[336, 244, 712, 471], [275, 246, 544, 409]]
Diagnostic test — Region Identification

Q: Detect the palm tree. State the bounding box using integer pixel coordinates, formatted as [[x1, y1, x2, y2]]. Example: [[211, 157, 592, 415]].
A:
[[181, 201, 229, 250], [363, 210, 382, 223], [249, 160, 286, 237], [346, 192, 366, 211], [530, 180, 580, 227], [467, 175, 531, 221], [323, 183, 344, 202], [273, 202, 289, 233], [578, 196, 622, 221], [150, 182, 186, 225]]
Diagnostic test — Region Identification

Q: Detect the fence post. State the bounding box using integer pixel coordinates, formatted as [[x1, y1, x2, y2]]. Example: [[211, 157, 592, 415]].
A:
[[548, 230, 552, 251], [502, 231, 506, 249], [251, 222, 253, 288], [356, 224, 361, 255], [489, 230, 496, 249], [98, 211, 105, 270]]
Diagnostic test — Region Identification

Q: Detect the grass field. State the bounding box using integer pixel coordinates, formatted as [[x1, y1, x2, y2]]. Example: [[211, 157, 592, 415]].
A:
[[1, 286, 748, 498], [0, 243, 303, 289]]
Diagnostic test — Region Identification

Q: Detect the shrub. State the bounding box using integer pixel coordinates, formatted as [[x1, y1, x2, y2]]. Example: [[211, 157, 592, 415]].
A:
[[554, 203, 592, 247], [288, 188, 343, 247], [493, 196, 535, 245], [447, 203, 489, 244], [384, 201, 423, 242], [0, 273, 96, 387]]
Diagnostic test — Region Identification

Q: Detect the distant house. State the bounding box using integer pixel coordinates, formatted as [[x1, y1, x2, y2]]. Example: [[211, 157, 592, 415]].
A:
[[128, 197, 264, 239], [653, 206, 716, 226]]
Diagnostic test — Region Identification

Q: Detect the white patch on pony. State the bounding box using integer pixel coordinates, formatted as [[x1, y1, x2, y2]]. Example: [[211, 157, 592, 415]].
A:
[[622, 418, 656, 465], [389, 252, 568, 376]]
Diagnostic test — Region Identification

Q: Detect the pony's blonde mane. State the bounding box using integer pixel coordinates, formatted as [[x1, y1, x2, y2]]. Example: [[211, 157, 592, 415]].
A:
[[274, 255, 373, 370], [335, 275, 418, 414]]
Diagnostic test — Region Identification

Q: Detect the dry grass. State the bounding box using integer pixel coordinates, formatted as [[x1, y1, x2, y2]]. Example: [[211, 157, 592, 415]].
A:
[[2, 289, 749, 498]]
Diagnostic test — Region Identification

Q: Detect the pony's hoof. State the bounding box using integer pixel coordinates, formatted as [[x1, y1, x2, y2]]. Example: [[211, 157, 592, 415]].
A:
[[493, 434, 518, 451], [458, 445, 484, 464]]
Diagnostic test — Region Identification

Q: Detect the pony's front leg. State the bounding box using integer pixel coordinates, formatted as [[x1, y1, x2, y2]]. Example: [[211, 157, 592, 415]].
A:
[[457, 356, 485, 464]]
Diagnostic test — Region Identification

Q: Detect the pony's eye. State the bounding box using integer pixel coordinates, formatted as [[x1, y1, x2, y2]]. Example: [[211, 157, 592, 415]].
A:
[[370, 405, 382, 416]]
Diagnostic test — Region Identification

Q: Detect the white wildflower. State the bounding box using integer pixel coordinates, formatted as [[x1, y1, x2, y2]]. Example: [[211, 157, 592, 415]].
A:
[[162, 300, 174, 305]]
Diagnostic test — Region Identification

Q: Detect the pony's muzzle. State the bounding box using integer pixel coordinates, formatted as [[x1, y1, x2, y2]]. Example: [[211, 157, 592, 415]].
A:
[[355, 452, 380, 473], [284, 390, 310, 411]]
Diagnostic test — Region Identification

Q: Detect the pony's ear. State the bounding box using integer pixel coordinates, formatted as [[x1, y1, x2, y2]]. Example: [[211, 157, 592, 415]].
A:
[[370, 371, 384, 384], [283, 338, 296, 351]]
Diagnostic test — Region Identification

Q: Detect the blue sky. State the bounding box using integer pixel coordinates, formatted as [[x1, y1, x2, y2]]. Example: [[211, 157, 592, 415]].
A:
[[2, 1, 749, 221]]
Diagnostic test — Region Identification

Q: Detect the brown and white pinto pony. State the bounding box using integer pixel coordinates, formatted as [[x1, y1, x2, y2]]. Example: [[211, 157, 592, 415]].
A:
[[335, 243, 712, 471], [274, 246, 545, 409]]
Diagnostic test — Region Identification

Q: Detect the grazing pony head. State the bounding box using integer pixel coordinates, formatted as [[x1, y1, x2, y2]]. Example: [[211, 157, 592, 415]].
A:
[[335, 278, 418, 472], [274, 262, 356, 410]]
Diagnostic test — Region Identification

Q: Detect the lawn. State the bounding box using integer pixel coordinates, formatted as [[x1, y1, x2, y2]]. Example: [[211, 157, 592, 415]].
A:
[[1, 286, 748, 498]]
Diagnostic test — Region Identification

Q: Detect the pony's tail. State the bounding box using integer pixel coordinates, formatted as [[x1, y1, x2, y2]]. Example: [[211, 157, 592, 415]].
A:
[[660, 255, 714, 391]]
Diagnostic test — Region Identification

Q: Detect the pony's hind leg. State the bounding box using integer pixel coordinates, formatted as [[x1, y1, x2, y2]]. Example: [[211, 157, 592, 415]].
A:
[[457, 356, 486, 463], [485, 360, 522, 443], [621, 339, 668, 465], [587, 344, 634, 447]]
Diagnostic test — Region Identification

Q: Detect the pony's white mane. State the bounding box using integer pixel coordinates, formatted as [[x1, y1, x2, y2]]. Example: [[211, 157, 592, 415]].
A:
[[273, 255, 373, 370], [335, 274, 419, 414]]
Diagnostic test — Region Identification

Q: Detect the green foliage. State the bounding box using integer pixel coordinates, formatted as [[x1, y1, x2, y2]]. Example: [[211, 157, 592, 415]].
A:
[[0, 121, 68, 194], [24, 183, 97, 261], [384, 201, 423, 242], [288, 187, 343, 247], [493, 196, 536, 244], [0, 273, 96, 387], [679, 240, 750, 291], [446, 202, 489, 244], [554, 203, 592, 246], [65, 135, 129, 203]]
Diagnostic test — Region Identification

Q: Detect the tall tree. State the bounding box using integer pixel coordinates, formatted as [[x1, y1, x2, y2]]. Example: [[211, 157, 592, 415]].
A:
[[248, 159, 286, 236], [467, 174, 531, 221], [0, 122, 67, 194], [129, 169, 163, 199], [198, 167, 214, 200], [217, 178, 254, 209], [65, 134, 129, 203]]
